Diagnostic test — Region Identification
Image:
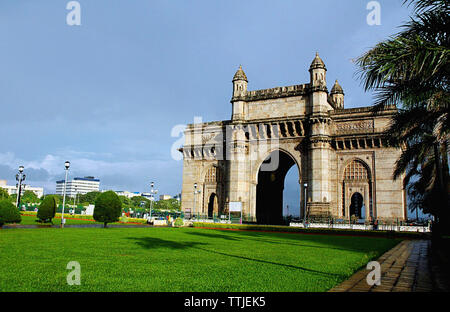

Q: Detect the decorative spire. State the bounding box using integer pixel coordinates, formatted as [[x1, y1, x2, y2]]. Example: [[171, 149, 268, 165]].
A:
[[331, 79, 344, 94], [233, 65, 248, 82], [310, 52, 326, 70]]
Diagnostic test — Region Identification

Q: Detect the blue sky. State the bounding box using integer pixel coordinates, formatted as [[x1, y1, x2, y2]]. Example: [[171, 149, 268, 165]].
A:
[[0, 0, 414, 213]]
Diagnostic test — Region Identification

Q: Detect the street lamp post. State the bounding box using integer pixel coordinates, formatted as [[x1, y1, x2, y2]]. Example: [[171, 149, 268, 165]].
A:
[[61, 161, 70, 228], [193, 183, 197, 220], [303, 183, 308, 224], [149, 182, 158, 223], [193, 183, 201, 221], [15, 166, 26, 209], [74, 186, 78, 207]]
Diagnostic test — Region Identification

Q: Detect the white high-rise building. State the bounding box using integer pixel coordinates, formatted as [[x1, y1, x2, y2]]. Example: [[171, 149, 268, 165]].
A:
[[56, 176, 100, 198]]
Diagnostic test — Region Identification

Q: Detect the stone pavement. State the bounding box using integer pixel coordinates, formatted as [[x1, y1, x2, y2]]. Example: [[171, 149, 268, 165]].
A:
[[329, 240, 448, 292]]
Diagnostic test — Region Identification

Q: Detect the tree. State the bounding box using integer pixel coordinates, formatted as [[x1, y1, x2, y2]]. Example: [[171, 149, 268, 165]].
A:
[[356, 0, 450, 234], [78, 191, 101, 204], [37, 195, 58, 223], [0, 188, 9, 201], [130, 196, 150, 209], [154, 199, 181, 211], [118, 195, 132, 207], [0, 200, 21, 226], [93, 191, 122, 228], [21, 190, 39, 204]]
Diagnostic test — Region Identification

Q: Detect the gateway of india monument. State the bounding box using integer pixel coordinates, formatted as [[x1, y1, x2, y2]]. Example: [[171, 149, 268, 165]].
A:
[[179, 53, 407, 225]]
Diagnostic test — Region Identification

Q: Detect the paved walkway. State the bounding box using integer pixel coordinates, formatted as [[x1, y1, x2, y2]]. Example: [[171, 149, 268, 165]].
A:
[[330, 240, 448, 292]]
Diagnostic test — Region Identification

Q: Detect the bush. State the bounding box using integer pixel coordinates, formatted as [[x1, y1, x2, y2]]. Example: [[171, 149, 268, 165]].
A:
[[174, 218, 184, 227], [37, 196, 58, 223], [93, 191, 122, 228], [119, 216, 129, 223], [0, 200, 21, 225]]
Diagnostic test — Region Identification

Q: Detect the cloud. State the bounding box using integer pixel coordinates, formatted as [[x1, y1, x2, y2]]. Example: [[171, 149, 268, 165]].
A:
[[0, 152, 181, 194]]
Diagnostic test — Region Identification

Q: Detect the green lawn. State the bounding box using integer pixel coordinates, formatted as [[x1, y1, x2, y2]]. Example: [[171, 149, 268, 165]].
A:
[[0, 227, 401, 292]]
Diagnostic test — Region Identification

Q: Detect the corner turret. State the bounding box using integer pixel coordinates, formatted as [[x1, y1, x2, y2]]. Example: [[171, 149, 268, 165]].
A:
[[232, 65, 248, 98], [231, 65, 248, 121], [309, 52, 327, 88], [331, 80, 344, 109]]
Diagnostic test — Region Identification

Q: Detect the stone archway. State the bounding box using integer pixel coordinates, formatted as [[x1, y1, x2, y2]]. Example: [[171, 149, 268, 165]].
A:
[[350, 192, 363, 218], [202, 165, 224, 217], [207, 193, 218, 218], [256, 150, 299, 225]]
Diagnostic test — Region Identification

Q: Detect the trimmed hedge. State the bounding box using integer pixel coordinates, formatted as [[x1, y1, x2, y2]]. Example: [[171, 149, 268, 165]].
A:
[[0, 200, 21, 226], [37, 196, 57, 223], [93, 191, 122, 227], [192, 222, 428, 239]]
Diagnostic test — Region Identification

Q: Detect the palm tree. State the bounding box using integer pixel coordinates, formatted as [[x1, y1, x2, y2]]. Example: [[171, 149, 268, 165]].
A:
[[356, 0, 449, 233]]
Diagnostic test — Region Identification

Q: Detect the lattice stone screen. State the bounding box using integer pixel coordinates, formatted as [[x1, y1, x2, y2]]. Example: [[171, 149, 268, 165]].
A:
[[344, 160, 369, 180]]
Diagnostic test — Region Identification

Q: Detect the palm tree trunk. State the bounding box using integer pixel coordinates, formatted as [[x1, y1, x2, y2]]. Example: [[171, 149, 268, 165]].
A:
[[440, 140, 450, 233], [433, 142, 448, 238], [434, 143, 445, 193]]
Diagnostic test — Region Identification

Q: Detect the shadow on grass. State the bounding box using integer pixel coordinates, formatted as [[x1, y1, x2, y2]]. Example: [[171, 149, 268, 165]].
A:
[[126, 236, 346, 279], [126, 237, 207, 250], [185, 231, 242, 241], [184, 230, 369, 253], [191, 228, 401, 253]]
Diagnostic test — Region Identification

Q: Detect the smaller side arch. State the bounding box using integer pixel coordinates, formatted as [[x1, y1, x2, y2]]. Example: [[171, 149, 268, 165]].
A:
[[341, 158, 373, 220]]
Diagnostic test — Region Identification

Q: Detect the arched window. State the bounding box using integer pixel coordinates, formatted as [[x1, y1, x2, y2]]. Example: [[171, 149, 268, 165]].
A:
[[344, 160, 369, 180]]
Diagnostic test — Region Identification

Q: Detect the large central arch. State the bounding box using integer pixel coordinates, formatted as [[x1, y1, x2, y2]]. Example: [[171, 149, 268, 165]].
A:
[[256, 150, 299, 225]]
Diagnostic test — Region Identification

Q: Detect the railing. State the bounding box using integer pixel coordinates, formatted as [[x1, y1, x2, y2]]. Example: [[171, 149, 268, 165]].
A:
[[184, 213, 257, 224], [184, 213, 432, 232]]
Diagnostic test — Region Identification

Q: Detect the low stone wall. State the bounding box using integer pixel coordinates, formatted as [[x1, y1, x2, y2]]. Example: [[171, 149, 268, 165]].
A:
[[153, 220, 168, 226], [187, 219, 231, 224], [290, 222, 430, 233]]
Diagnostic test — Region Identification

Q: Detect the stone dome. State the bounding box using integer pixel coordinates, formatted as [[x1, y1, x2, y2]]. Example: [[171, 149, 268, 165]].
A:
[[233, 65, 248, 82], [310, 52, 326, 70], [331, 80, 344, 94]]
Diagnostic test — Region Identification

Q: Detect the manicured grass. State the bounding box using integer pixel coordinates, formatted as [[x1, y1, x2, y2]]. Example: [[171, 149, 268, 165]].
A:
[[0, 227, 401, 292]]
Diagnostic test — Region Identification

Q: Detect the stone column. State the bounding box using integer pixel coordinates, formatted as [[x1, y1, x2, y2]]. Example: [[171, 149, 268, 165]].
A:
[[226, 125, 250, 215], [307, 117, 332, 217]]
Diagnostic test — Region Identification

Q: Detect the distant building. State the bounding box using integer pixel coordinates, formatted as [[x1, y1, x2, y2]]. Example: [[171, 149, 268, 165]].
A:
[[0, 179, 44, 198], [159, 195, 172, 201], [114, 191, 141, 198], [56, 176, 100, 197], [141, 192, 153, 200]]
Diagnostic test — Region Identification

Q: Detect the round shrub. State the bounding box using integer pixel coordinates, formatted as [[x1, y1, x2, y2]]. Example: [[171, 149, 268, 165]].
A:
[[37, 196, 58, 223], [0, 200, 21, 225], [174, 217, 184, 227], [93, 191, 122, 228]]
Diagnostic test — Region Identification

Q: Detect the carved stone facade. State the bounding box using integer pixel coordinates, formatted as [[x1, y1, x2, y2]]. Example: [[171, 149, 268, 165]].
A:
[[180, 54, 407, 224]]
